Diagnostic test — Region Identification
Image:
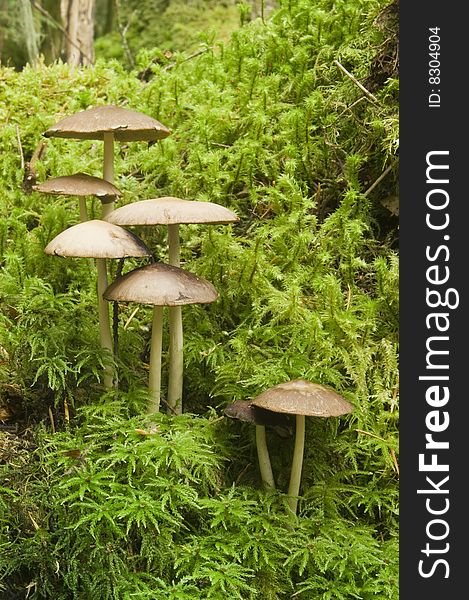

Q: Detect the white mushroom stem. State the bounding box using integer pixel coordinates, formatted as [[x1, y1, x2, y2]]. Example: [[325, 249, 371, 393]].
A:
[[102, 132, 115, 214], [78, 198, 88, 222], [256, 425, 276, 490], [287, 414, 306, 515], [96, 258, 115, 389], [148, 305, 163, 413], [167, 223, 183, 415], [100, 132, 115, 386]]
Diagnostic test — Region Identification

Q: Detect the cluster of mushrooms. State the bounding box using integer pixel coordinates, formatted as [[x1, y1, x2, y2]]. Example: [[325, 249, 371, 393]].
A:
[[36, 104, 354, 515], [36, 104, 238, 414]]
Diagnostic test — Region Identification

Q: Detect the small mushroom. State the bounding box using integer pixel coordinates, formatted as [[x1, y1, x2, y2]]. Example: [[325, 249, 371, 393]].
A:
[[105, 197, 238, 414], [44, 220, 151, 388], [224, 399, 292, 490], [33, 173, 122, 221], [44, 105, 171, 216], [251, 379, 354, 515], [103, 262, 218, 414]]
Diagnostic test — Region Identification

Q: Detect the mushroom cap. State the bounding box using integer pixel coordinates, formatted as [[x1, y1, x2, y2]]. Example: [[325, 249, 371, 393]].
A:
[[251, 379, 354, 417], [224, 400, 264, 425], [105, 196, 239, 226], [103, 262, 218, 306], [44, 220, 151, 259], [44, 105, 171, 142], [33, 173, 122, 201], [224, 399, 294, 430]]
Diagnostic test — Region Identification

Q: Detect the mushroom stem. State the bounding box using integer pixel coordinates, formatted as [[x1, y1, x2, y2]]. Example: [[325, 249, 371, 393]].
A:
[[102, 132, 115, 214], [148, 305, 164, 413], [287, 414, 305, 515], [255, 425, 276, 490], [78, 197, 88, 222], [96, 257, 115, 389], [100, 133, 115, 387], [167, 223, 183, 415]]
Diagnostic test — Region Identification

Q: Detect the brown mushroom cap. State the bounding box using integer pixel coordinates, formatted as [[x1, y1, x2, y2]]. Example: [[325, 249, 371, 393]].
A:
[[33, 173, 122, 201], [44, 220, 151, 258], [105, 197, 239, 226], [103, 262, 218, 306], [44, 105, 171, 142], [251, 379, 354, 417], [224, 399, 294, 431]]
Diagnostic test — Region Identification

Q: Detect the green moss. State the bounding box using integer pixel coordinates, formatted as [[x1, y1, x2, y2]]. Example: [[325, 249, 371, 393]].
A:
[[0, 0, 398, 597]]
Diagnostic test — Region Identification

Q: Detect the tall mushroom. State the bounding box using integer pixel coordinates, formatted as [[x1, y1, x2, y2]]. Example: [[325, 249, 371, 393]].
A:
[[105, 196, 238, 414], [224, 399, 293, 490], [251, 379, 354, 515], [103, 262, 218, 414], [43, 104, 171, 215], [44, 220, 151, 388], [33, 173, 122, 222]]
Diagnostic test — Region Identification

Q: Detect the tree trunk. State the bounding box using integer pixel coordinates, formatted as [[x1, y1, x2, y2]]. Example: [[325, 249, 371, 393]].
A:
[[60, 0, 95, 66], [19, 0, 40, 65]]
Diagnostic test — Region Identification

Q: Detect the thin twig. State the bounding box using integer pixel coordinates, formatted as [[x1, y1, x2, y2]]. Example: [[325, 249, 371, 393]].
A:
[[323, 97, 367, 129], [48, 406, 56, 433], [114, 0, 136, 68], [389, 448, 399, 476], [123, 306, 140, 330], [334, 60, 379, 104], [15, 125, 24, 170], [363, 163, 393, 197], [163, 47, 211, 72], [355, 428, 385, 442]]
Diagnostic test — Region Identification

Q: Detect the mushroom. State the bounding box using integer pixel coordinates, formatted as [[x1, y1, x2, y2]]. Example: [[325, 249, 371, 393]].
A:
[[43, 105, 171, 216], [251, 379, 354, 515], [33, 173, 122, 222], [224, 399, 293, 490], [44, 220, 151, 388], [105, 196, 238, 414], [103, 262, 218, 414]]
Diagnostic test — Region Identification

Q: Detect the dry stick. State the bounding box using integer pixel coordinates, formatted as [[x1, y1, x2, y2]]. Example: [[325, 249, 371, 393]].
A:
[[123, 306, 140, 330], [363, 163, 394, 198], [334, 60, 379, 105], [15, 125, 24, 170]]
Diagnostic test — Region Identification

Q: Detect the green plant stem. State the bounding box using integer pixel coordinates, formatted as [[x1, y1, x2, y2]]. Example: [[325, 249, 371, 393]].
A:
[[167, 223, 183, 415], [287, 414, 305, 515], [256, 425, 275, 489], [148, 305, 163, 413], [78, 197, 88, 221], [96, 258, 115, 389], [103, 132, 115, 212], [100, 132, 115, 387]]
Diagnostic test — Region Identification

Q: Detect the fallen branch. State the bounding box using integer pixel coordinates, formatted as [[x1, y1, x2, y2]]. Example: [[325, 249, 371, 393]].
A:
[[334, 60, 379, 104], [363, 163, 394, 197]]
